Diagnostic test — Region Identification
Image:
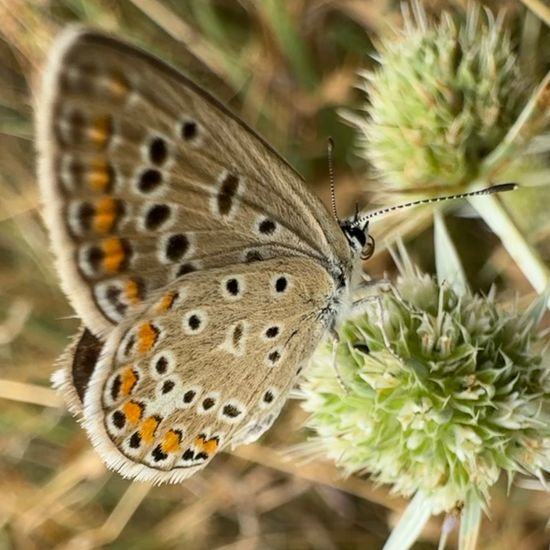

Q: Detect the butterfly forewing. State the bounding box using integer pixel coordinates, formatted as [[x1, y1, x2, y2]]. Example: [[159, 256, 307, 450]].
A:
[[38, 28, 350, 335], [83, 257, 334, 482]]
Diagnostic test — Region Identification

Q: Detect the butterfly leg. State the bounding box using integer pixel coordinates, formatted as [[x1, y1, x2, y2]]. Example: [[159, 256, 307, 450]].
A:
[[359, 273, 391, 289]]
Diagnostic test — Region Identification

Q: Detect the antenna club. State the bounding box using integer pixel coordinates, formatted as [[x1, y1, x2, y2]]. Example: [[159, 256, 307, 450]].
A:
[[485, 182, 518, 193]]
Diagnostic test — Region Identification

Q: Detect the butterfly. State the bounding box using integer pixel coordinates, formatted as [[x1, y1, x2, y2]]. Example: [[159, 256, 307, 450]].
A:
[[37, 27, 516, 484]]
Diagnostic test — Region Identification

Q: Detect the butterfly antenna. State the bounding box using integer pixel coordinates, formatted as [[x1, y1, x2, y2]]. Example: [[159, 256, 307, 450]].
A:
[[328, 137, 338, 222], [354, 182, 518, 225]]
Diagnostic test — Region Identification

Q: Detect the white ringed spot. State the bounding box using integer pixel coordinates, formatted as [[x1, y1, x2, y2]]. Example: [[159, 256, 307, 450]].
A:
[[117, 326, 138, 362], [140, 202, 177, 232], [182, 309, 208, 335], [133, 166, 168, 197], [159, 232, 195, 264], [178, 385, 203, 409], [66, 201, 88, 237], [270, 274, 292, 297], [265, 347, 283, 367], [254, 215, 279, 238], [150, 350, 176, 379], [177, 117, 203, 148], [260, 386, 279, 409], [219, 321, 248, 357], [209, 171, 245, 220], [197, 391, 220, 415], [155, 375, 181, 400], [219, 275, 246, 301], [262, 323, 282, 341], [218, 399, 246, 424], [141, 133, 173, 168]]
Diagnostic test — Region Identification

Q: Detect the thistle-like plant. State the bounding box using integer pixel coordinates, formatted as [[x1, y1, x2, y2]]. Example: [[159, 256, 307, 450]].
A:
[[352, 3, 528, 193], [299, 222, 550, 549], [348, 1, 550, 312]]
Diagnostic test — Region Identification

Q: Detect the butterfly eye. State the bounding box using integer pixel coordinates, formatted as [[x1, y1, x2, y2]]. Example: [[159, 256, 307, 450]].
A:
[[361, 235, 375, 261]]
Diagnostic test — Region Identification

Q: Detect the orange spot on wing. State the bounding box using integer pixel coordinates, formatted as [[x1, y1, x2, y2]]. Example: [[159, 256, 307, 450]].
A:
[[203, 438, 219, 455], [120, 367, 138, 396], [137, 322, 159, 354], [87, 160, 111, 193], [93, 197, 117, 234], [89, 114, 112, 147], [123, 401, 143, 425], [157, 291, 176, 313], [161, 430, 182, 453], [139, 416, 160, 444], [126, 279, 142, 305], [194, 434, 219, 455], [109, 76, 130, 97], [102, 237, 126, 273]]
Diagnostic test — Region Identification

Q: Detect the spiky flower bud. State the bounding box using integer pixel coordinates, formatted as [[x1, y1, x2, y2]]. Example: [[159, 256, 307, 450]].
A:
[[300, 261, 549, 514], [354, 4, 528, 192]]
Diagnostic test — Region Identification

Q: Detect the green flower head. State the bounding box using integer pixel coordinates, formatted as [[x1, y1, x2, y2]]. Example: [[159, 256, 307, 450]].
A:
[[300, 256, 550, 514], [353, 4, 528, 192]]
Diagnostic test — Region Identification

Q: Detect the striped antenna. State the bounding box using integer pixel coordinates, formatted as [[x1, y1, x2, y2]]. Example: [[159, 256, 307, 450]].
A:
[[354, 183, 518, 225], [327, 137, 338, 222]]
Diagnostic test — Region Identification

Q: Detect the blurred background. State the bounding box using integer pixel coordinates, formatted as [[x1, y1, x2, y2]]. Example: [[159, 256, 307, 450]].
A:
[[0, 0, 549, 548]]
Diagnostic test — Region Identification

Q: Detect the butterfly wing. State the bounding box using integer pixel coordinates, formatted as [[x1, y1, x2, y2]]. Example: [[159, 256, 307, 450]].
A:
[[82, 257, 335, 482], [38, 27, 350, 335], [51, 325, 103, 414]]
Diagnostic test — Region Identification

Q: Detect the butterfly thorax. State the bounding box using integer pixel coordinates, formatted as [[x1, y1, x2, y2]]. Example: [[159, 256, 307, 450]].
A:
[[316, 218, 373, 333], [318, 225, 369, 335]]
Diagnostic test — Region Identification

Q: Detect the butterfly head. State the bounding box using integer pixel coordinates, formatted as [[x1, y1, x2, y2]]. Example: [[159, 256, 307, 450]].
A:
[[328, 140, 374, 262], [338, 183, 520, 264], [340, 219, 375, 261]]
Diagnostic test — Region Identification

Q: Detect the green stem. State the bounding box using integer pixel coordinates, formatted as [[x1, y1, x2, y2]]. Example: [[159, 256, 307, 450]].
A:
[[434, 212, 468, 297], [438, 513, 458, 550], [458, 496, 482, 550], [383, 491, 433, 550], [469, 194, 549, 305]]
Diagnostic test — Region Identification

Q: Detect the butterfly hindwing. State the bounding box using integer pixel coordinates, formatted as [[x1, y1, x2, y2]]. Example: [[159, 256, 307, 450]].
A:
[[82, 257, 335, 482], [38, 27, 350, 335]]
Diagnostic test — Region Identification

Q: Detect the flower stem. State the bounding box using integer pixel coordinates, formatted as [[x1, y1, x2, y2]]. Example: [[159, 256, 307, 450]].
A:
[[434, 212, 468, 297], [458, 496, 482, 550], [383, 491, 433, 550], [438, 513, 458, 550], [468, 194, 549, 306]]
